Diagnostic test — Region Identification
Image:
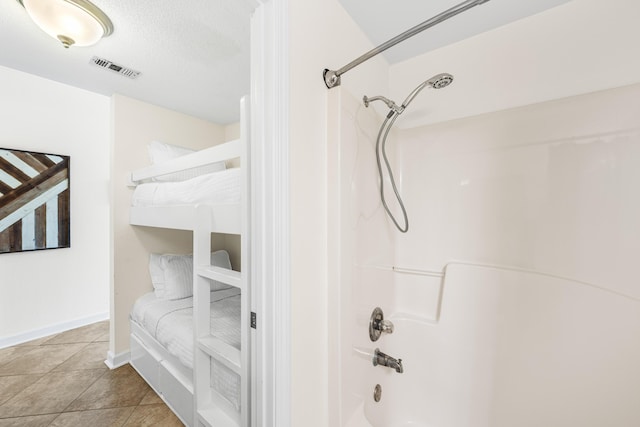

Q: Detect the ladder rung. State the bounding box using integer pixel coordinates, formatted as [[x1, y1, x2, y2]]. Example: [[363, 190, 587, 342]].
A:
[[197, 266, 242, 289], [198, 336, 241, 374]]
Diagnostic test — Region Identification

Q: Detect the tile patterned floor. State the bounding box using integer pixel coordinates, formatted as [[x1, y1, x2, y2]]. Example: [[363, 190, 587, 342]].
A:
[[0, 321, 183, 426]]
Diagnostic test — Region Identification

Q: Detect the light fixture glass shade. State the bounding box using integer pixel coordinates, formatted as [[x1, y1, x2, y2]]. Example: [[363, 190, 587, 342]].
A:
[[20, 0, 113, 48]]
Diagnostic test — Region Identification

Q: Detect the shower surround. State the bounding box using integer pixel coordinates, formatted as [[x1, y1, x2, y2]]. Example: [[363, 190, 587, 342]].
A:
[[327, 83, 640, 427]]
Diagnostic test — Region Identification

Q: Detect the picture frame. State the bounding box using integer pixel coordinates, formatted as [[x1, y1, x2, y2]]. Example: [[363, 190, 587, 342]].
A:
[[0, 148, 70, 254]]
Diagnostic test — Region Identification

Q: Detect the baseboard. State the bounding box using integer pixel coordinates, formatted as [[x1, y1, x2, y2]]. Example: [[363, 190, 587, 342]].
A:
[[0, 311, 109, 349], [105, 350, 130, 369]]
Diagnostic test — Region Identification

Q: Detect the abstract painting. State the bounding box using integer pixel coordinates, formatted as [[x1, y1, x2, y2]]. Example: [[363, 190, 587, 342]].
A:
[[0, 148, 70, 254]]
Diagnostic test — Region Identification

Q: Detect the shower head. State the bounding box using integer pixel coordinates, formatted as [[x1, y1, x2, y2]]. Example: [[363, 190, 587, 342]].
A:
[[401, 72, 454, 109], [427, 73, 454, 89], [363, 72, 454, 116]]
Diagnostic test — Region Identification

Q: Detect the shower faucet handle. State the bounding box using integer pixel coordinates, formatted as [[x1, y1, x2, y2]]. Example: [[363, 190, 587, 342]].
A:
[[369, 307, 394, 342], [378, 319, 394, 334]]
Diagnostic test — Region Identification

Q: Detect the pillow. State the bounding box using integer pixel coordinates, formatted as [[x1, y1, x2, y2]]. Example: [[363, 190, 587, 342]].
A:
[[161, 254, 193, 300], [149, 250, 233, 300], [147, 141, 226, 182], [148, 140, 193, 164], [209, 250, 233, 291], [149, 253, 166, 298]]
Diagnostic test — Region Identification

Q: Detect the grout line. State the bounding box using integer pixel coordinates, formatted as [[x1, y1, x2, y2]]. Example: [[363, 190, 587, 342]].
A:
[[0, 413, 61, 422], [0, 346, 40, 373], [47, 412, 63, 426], [59, 368, 111, 414], [120, 405, 137, 427]]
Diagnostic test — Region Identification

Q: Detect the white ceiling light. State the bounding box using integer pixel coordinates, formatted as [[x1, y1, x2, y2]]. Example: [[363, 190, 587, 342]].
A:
[[17, 0, 113, 48]]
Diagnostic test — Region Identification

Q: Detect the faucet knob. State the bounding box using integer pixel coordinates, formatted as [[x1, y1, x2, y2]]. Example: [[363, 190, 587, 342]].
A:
[[378, 319, 394, 334], [369, 307, 394, 342]]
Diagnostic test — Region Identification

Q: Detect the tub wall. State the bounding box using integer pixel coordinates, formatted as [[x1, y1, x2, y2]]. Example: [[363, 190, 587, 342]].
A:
[[397, 83, 640, 300], [363, 265, 640, 427], [328, 88, 396, 426], [336, 82, 640, 426], [326, 0, 640, 425]]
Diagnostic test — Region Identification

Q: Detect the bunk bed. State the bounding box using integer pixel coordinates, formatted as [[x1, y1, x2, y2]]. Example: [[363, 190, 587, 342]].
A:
[[128, 97, 251, 427]]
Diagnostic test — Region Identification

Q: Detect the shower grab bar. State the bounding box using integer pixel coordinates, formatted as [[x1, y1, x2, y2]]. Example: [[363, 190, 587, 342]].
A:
[[323, 0, 491, 89]]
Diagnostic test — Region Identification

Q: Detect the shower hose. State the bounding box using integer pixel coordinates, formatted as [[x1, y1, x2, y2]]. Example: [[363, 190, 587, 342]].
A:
[[376, 111, 409, 233]]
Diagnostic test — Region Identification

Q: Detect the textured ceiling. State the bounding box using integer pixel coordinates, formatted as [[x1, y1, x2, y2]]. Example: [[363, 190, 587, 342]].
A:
[[338, 0, 572, 64], [0, 0, 256, 124]]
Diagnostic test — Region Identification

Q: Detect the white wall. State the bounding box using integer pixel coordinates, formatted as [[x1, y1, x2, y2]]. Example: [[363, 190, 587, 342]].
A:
[[388, 0, 640, 129], [0, 66, 110, 345], [287, 1, 389, 425], [110, 94, 227, 357], [397, 83, 640, 297]]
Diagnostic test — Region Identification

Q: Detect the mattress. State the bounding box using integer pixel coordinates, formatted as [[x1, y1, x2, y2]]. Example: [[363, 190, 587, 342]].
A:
[[131, 168, 241, 207], [131, 288, 241, 409]]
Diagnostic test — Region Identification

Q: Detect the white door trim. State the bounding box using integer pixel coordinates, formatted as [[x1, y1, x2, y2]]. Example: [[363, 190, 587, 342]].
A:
[[251, 1, 291, 426]]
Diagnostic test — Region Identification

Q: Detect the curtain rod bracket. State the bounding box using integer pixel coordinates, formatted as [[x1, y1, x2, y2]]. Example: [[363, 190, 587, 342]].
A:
[[323, 69, 341, 89]]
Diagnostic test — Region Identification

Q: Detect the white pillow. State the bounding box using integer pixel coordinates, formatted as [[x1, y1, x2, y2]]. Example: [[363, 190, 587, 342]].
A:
[[209, 250, 233, 291], [149, 253, 166, 298], [162, 254, 194, 300], [148, 140, 193, 164], [149, 250, 233, 300], [147, 140, 226, 182]]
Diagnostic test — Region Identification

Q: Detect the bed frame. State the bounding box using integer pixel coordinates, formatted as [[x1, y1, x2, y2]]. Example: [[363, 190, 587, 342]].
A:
[[128, 97, 251, 427]]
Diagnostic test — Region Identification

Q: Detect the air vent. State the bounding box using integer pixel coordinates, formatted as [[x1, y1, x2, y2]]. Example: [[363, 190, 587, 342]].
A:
[[90, 56, 141, 79]]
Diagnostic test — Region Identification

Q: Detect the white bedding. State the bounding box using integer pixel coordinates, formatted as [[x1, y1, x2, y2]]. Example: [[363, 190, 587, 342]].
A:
[[131, 288, 240, 368], [131, 288, 241, 409], [132, 168, 241, 207]]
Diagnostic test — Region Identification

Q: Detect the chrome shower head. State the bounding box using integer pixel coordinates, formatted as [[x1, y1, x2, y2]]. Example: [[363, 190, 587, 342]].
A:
[[363, 72, 454, 115], [427, 73, 454, 89], [401, 72, 454, 109]]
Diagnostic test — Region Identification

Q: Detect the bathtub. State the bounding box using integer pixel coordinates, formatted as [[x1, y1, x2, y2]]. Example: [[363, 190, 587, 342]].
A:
[[343, 264, 640, 427], [329, 84, 640, 427]]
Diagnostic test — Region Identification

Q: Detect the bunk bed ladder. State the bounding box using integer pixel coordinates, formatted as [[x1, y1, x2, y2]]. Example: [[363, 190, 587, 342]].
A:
[[193, 97, 251, 427]]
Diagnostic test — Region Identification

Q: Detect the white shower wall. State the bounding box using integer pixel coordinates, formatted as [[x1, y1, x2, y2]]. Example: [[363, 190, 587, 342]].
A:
[[396, 83, 640, 301], [331, 83, 640, 426]]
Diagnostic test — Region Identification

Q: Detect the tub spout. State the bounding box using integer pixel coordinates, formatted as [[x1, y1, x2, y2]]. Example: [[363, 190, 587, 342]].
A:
[[373, 348, 403, 373]]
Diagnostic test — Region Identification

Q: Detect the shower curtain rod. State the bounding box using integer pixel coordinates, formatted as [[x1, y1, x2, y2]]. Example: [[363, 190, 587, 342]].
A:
[[323, 0, 491, 89]]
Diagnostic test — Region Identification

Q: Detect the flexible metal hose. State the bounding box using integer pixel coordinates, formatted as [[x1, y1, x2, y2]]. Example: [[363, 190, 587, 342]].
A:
[[375, 111, 409, 233]]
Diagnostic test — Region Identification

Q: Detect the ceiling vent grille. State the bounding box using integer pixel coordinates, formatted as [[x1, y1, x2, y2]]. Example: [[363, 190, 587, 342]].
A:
[[90, 56, 141, 79]]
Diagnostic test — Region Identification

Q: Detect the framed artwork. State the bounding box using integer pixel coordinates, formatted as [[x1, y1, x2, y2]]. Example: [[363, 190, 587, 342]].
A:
[[0, 148, 70, 254]]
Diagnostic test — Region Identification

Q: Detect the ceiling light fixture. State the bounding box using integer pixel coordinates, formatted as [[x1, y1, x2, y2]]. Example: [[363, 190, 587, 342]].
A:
[[17, 0, 113, 48]]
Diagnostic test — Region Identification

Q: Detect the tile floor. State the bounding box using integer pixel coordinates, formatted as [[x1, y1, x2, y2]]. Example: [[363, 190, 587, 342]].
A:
[[0, 321, 183, 426]]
